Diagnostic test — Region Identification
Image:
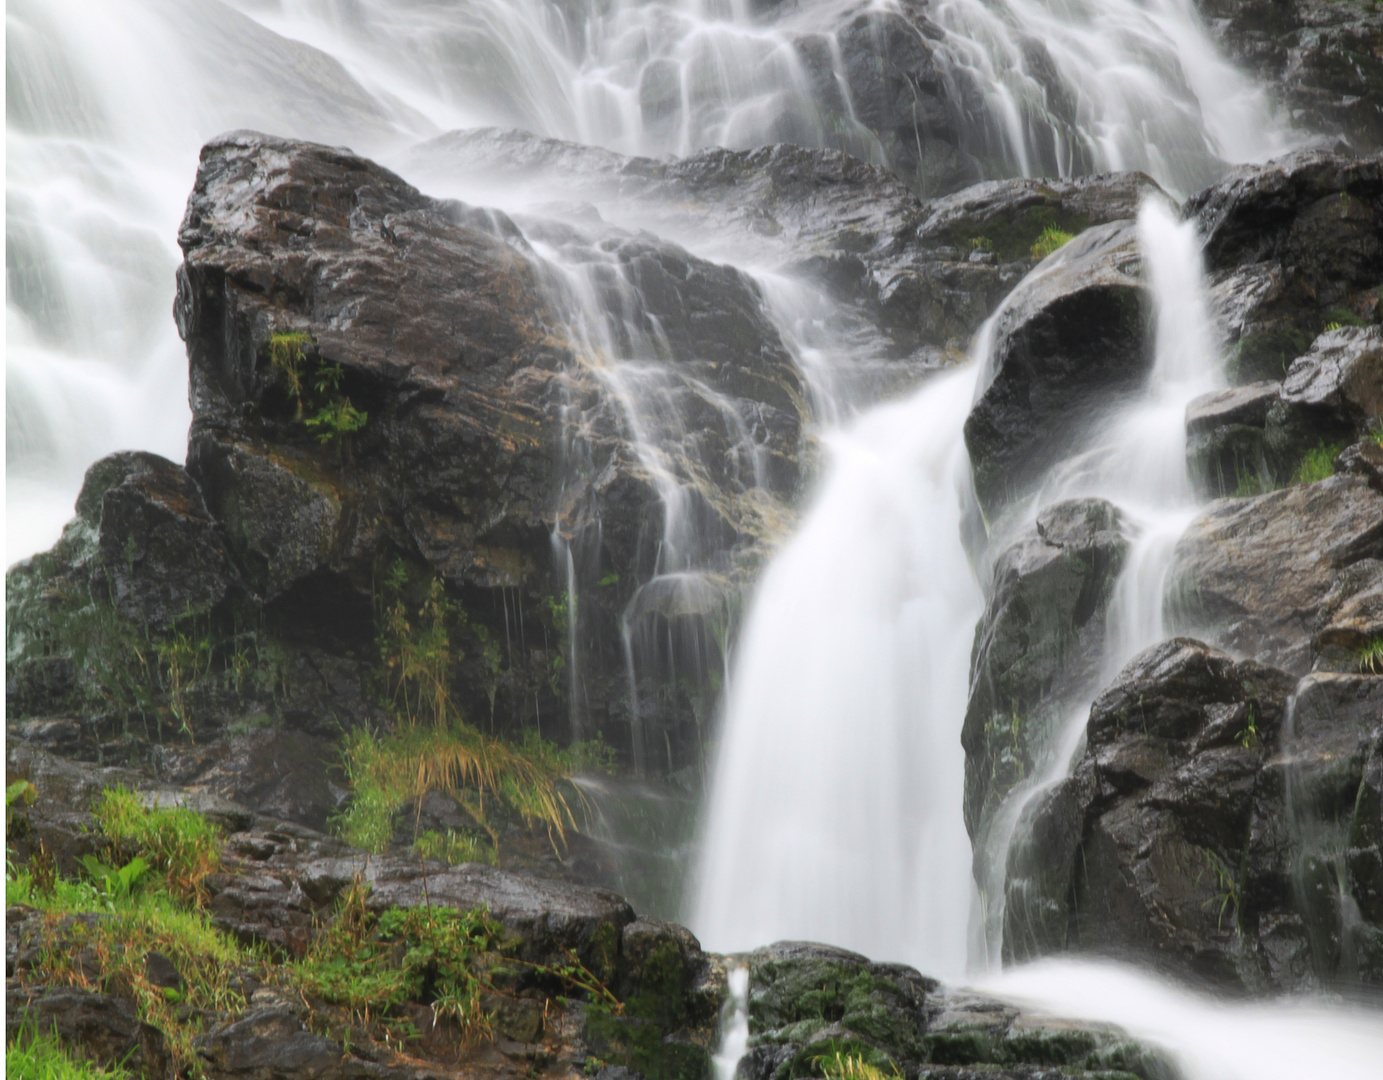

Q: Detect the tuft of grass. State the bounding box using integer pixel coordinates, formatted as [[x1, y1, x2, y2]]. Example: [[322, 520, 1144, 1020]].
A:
[[1030, 226, 1074, 259], [1358, 637, 1383, 675], [334, 723, 602, 854], [92, 787, 221, 903], [1291, 440, 1348, 486], [7, 1028, 132, 1080], [814, 1045, 901, 1080]]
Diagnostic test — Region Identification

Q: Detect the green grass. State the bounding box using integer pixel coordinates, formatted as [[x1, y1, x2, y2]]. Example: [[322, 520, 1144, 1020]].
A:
[[7, 1029, 132, 1080], [7, 870, 257, 1073], [413, 828, 497, 866], [265, 331, 367, 443], [92, 786, 221, 903], [1358, 637, 1383, 675], [1030, 226, 1074, 259], [1291, 440, 1348, 485]]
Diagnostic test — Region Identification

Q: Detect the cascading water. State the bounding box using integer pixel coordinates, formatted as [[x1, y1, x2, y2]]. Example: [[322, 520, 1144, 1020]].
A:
[[8, 0, 1305, 566]]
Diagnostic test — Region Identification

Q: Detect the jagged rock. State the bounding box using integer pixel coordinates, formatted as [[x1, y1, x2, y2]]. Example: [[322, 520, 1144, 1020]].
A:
[[1188, 150, 1383, 383], [963, 222, 1147, 519], [1185, 382, 1280, 496], [194, 1007, 392, 1080], [962, 499, 1133, 838], [7, 985, 170, 1080], [1167, 473, 1383, 672]]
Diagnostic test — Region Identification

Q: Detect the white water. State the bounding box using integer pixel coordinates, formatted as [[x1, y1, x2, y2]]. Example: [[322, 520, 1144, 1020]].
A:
[[692, 366, 982, 976]]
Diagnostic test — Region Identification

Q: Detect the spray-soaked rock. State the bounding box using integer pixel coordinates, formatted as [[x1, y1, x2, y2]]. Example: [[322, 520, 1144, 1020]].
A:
[[1167, 474, 1383, 673], [1005, 637, 1383, 992], [963, 222, 1147, 520], [962, 498, 1133, 839], [1189, 150, 1383, 384]]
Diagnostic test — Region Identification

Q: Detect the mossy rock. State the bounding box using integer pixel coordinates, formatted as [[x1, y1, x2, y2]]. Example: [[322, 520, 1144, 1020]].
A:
[[583, 1005, 712, 1080]]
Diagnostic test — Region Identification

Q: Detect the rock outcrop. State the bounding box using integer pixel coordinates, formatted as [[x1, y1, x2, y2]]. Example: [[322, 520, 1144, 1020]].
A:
[[1003, 638, 1383, 993]]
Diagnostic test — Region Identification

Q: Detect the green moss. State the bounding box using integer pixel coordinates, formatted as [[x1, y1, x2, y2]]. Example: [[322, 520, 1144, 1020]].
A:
[[583, 1004, 711, 1080], [1321, 307, 1367, 330]]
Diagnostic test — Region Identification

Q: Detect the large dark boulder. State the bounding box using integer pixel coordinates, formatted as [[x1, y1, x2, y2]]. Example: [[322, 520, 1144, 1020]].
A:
[[1004, 637, 1383, 992], [7, 985, 170, 1080], [1167, 473, 1383, 673], [962, 498, 1133, 839], [964, 222, 1147, 519], [1190, 150, 1383, 384]]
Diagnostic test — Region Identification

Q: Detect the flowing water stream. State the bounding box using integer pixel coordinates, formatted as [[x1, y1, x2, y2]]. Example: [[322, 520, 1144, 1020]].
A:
[[9, 0, 1379, 1072]]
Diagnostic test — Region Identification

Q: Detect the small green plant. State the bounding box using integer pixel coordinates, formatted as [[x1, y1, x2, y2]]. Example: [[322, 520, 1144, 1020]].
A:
[[153, 622, 212, 738], [1030, 226, 1074, 259], [598, 572, 620, 587], [265, 331, 367, 444], [1200, 850, 1239, 933], [78, 854, 151, 902], [1358, 637, 1383, 675], [1323, 322, 1344, 332], [1232, 466, 1276, 498], [1291, 440, 1348, 485], [92, 787, 221, 903], [811, 1041, 901, 1080], [8, 778, 37, 831], [1236, 703, 1260, 748], [968, 236, 993, 252], [1368, 421, 1383, 449], [7, 1027, 132, 1080]]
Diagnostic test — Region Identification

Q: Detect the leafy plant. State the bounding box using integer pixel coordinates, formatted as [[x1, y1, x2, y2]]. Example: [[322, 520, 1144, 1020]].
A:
[[1200, 850, 1239, 933], [1236, 704, 1260, 748], [968, 236, 993, 252], [78, 854, 151, 902], [92, 787, 221, 903], [266, 331, 367, 444], [1291, 440, 1348, 485], [1030, 226, 1074, 259]]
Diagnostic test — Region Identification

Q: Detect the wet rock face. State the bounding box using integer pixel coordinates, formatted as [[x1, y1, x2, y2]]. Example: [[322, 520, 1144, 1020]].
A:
[[1167, 474, 1383, 673], [963, 222, 1148, 519], [962, 499, 1133, 839], [1190, 150, 1383, 384], [1198, 0, 1383, 151], [1005, 638, 1383, 993]]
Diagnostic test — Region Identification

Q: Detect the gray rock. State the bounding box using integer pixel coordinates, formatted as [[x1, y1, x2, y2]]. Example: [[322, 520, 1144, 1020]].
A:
[[7, 985, 169, 1080], [1281, 325, 1383, 420], [1185, 382, 1281, 434], [1168, 474, 1383, 672]]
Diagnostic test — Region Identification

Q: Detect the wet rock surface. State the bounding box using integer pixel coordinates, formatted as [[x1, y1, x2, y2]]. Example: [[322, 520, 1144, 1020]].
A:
[[1167, 474, 1383, 673], [1003, 638, 1383, 993], [962, 499, 1133, 839]]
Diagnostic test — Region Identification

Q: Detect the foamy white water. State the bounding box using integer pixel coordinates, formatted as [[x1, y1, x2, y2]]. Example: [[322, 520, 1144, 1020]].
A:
[[691, 366, 982, 978]]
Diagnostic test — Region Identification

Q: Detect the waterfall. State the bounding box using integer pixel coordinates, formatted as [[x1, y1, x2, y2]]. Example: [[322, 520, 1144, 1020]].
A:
[[7, 0, 1303, 566]]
